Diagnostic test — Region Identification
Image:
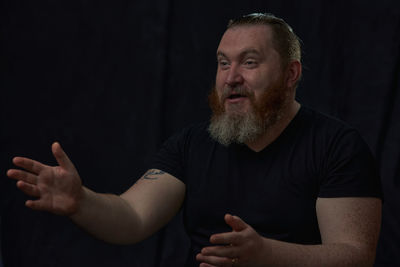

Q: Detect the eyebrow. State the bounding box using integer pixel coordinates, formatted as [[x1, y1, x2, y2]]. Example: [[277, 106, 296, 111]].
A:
[[216, 48, 262, 59], [216, 51, 227, 58]]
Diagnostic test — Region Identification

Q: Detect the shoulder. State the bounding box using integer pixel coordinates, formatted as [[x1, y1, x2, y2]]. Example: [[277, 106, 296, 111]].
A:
[[155, 121, 215, 163], [180, 121, 210, 137], [295, 106, 364, 148], [298, 106, 356, 132], [298, 108, 382, 199], [151, 121, 215, 183], [167, 121, 213, 147]]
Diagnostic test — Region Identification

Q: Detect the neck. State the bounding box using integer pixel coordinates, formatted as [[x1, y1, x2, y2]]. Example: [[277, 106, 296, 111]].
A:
[[245, 100, 301, 152]]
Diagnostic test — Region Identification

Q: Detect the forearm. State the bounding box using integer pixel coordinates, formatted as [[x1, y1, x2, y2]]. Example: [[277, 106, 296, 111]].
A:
[[8, 146, 183, 245], [262, 238, 375, 267], [69, 187, 146, 244]]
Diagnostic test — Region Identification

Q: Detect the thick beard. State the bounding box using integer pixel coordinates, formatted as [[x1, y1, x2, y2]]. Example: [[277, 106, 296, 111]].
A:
[[208, 76, 289, 146]]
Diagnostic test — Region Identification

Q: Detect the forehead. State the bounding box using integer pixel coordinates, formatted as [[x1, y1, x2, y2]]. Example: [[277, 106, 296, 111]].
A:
[[217, 24, 275, 56]]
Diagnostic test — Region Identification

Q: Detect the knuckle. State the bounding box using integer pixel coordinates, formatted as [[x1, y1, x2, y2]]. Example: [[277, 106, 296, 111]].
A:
[[223, 257, 233, 266]]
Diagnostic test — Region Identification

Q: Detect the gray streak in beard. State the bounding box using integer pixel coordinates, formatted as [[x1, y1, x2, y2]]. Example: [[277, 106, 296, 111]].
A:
[[208, 110, 266, 146], [208, 83, 286, 146]]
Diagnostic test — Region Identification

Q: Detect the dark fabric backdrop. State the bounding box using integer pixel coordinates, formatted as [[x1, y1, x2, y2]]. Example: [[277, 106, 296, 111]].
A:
[[1, 0, 399, 266]]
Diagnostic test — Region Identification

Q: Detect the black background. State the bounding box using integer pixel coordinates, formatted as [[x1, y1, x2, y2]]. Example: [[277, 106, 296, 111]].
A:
[[1, 0, 399, 266]]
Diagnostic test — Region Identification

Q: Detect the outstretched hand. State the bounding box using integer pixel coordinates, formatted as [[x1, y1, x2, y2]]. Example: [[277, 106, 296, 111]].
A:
[[7, 142, 83, 216], [196, 214, 268, 267]]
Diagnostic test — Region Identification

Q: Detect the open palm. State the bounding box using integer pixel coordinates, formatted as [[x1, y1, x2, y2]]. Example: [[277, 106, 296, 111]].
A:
[[7, 142, 83, 216]]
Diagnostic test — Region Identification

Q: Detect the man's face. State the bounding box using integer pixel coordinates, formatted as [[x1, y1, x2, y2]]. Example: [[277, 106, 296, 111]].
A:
[[214, 24, 286, 116], [208, 24, 291, 146]]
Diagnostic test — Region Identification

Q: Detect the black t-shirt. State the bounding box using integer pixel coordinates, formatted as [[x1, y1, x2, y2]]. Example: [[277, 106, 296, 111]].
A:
[[152, 106, 382, 266]]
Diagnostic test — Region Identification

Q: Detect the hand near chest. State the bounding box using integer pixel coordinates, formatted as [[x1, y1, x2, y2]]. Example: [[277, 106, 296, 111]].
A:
[[195, 197, 381, 267], [196, 214, 268, 267]]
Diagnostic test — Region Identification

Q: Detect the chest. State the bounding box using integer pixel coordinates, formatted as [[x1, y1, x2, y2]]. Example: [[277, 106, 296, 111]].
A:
[[183, 143, 322, 243]]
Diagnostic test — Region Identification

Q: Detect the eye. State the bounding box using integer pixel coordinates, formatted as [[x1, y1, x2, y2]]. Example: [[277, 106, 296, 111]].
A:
[[218, 59, 230, 69], [244, 59, 257, 67]]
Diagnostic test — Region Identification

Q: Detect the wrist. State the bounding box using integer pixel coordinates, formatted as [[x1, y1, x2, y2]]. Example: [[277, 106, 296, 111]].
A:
[[69, 186, 87, 219], [255, 236, 273, 267]]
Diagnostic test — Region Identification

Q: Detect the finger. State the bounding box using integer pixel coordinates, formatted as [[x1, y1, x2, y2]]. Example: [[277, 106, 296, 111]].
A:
[[52, 142, 74, 170], [196, 253, 232, 267], [12, 157, 46, 175], [26, 199, 49, 211], [16, 181, 40, 197], [201, 245, 237, 258], [225, 214, 247, 232], [210, 231, 239, 245], [7, 169, 38, 184]]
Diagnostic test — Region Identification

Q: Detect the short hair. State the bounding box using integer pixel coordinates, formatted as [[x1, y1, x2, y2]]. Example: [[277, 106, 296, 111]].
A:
[[227, 13, 301, 70]]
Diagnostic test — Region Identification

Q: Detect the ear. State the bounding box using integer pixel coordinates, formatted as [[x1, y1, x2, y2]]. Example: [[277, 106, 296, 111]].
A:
[[285, 60, 302, 89]]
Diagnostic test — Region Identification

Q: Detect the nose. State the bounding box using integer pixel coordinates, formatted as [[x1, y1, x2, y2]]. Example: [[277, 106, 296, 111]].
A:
[[226, 64, 244, 86]]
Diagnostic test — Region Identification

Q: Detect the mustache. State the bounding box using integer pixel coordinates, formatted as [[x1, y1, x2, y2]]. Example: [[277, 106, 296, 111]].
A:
[[219, 86, 253, 100]]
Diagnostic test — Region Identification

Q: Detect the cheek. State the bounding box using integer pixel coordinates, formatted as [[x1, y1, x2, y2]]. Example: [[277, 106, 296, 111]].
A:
[[214, 86, 223, 100], [243, 71, 266, 88], [247, 72, 278, 95], [208, 87, 225, 114], [215, 71, 225, 88]]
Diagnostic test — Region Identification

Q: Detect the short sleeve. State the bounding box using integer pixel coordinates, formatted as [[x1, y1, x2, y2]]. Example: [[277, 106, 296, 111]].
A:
[[150, 128, 189, 184], [318, 129, 383, 199]]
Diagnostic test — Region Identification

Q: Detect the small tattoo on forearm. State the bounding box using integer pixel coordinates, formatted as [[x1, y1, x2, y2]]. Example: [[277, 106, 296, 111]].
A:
[[143, 170, 165, 180]]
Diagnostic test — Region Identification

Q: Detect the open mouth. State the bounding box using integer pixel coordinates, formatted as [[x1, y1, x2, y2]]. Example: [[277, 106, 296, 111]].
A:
[[225, 93, 248, 104], [227, 93, 247, 100], [228, 94, 244, 99]]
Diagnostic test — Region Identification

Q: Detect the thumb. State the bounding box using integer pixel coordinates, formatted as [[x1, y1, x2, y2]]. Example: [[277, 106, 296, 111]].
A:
[[225, 214, 247, 232], [52, 142, 74, 170]]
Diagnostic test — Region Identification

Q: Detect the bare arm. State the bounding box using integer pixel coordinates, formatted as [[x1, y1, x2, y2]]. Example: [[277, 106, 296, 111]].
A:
[[197, 197, 382, 267], [7, 142, 185, 244], [260, 197, 381, 266], [72, 170, 185, 244]]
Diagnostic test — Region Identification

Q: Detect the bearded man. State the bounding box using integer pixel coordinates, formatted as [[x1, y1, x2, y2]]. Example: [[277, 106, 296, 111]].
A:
[[7, 13, 382, 266]]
